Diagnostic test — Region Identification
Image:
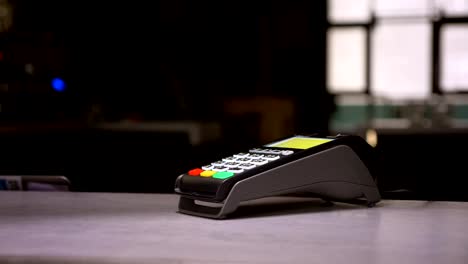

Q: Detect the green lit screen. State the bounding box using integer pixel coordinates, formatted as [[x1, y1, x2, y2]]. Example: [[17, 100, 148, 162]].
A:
[[265, 136, 333, 149]]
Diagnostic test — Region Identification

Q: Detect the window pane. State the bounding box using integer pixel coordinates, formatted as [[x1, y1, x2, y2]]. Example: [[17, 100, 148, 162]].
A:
[[441, 25, 468, 92], [435, 0, 468, 16], [371, 22, 431, 100], [328, 0, 371, 23], [327, 27, 366, 93], [374, 0, 433, 17]]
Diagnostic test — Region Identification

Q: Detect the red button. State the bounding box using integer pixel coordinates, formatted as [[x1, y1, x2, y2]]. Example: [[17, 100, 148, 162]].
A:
[[188, 168, 203, 176]]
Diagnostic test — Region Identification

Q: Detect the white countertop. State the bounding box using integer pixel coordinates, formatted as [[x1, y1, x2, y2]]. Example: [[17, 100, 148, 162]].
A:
[[1, 191, 467, 264]]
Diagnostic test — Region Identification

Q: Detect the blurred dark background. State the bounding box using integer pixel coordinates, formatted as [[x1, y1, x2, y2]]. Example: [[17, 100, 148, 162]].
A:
[[1, 0, 468, 201]]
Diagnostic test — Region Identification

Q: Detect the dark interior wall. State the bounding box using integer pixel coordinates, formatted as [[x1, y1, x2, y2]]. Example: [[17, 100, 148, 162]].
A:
[[0, 128, 194, 193], [0, 1, 336, 193], [269, 0, 333, 133], [6, 0, 334, 127], [374, 130, 468, 201], [160, 0, 333, 132]]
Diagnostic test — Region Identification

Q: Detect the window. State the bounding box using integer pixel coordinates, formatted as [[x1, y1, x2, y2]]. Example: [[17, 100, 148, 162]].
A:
[[374, 0, 432, 17], [435, 0, 468, 16], [371, 22, 432, 100], [328, 0, 371, 23], [327, 0, 468, 132], [327, 27, 367, 93], [327, 0, 468, 99], [440, 25, 468, 92]]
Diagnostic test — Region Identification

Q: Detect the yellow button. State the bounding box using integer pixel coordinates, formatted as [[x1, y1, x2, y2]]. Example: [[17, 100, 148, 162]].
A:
[[200, 170, 216, 177]]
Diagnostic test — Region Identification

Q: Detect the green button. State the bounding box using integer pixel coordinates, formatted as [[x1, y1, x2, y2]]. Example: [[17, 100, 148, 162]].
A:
[[213, 171, 234, 179]]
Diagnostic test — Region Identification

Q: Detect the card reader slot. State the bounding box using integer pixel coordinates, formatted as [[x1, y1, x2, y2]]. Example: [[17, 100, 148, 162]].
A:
[[178, 176, 221, 197]]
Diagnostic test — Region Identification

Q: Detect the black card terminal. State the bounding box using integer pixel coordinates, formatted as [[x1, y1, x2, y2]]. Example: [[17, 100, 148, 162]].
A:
[[174, 134, 381, 219]]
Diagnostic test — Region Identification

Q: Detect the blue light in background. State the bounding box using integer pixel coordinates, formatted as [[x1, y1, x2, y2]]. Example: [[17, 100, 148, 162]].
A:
[[51, 78, 66, 92]]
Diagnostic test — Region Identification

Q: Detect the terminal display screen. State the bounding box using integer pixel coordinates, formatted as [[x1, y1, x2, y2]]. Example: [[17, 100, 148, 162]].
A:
[[265, 136, 333, 150]]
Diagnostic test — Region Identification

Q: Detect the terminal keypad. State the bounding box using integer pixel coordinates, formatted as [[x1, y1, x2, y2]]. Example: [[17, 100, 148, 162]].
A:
[[185, 148, 295, 180]]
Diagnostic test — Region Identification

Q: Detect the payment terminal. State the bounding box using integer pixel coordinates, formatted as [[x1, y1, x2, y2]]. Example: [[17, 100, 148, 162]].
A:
[[174, 134, 381, 219]]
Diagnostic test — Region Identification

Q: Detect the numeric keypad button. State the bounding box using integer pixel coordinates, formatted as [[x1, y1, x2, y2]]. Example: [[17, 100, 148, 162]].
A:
[[238, 163, 256, 169], [213, 166, 228, 172], [250, 159, 268, 165], [202, 164, 214, 170], [222, 156, 237, 162], [224, 162, 240, 168], [263, 154, 280, 161], [227, 167, 244, 173], [234, 152, 249, 157], [236, 157, 252, 163]]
